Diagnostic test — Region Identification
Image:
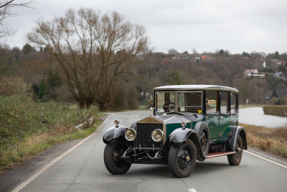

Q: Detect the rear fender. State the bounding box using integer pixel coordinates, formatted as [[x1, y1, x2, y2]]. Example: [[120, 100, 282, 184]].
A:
[[103, 126, 127, 144], [226, 126, 247, 151]]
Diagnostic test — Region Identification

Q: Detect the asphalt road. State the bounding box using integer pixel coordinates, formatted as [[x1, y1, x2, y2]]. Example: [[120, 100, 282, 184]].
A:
[[8, 111, 287, 192]]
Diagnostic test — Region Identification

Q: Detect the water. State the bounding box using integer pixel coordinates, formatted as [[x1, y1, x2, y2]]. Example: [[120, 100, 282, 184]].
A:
[[239, 107, 287, 128]]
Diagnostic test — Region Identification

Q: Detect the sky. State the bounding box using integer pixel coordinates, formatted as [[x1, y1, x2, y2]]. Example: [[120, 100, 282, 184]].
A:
[[2, 0, 287, 54]]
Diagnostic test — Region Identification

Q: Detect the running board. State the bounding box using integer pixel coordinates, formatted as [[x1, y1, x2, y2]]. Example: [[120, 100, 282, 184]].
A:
[[206, 151, 236, 159]]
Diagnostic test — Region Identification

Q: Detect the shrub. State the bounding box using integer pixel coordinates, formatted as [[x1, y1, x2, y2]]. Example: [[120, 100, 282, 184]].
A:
[[0, 95, 98, 152], [263, 105, 287, 117], [0, 77, 28, 96]]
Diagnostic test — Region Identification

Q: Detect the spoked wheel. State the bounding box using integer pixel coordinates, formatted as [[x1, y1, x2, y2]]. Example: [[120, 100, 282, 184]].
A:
[[168, 139, 196, 178], [228, 135, 243, 166], [200, 131, 208, 153], [104, 139, 131, 174]]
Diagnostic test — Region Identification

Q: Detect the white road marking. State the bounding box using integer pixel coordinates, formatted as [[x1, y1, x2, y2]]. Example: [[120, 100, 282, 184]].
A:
[[245, 150, 287, 169], [188, 188, 197, 192], [11, 113, 115, 192]]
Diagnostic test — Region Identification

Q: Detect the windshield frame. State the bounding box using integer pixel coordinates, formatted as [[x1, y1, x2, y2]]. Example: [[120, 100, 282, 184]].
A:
[[154, 90, 203, 115]]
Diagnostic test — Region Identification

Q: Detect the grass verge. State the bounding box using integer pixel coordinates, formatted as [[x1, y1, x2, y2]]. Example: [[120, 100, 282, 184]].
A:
[[240, 123, 287, 158], [0, 119, 102, 174], [0, 94, 103, 174]]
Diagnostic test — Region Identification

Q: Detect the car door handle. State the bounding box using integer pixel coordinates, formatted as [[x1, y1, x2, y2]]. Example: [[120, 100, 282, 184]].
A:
[[220, 117, 224, 120], [205, 117, 209, 120]]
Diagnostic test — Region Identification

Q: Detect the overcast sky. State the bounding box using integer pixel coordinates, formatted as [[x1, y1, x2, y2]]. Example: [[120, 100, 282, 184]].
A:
[[3, 0, 287, 54]]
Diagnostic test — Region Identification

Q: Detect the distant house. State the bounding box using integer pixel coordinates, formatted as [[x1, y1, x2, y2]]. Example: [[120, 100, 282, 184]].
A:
[[271, 89, 287, 98], [244, 69, 258, 76], [243, 69, 265, 78], [264, 90, 287, 104], [201, 55, 212, 61], [194, 56, 201, 62], [269, 59, 278, 63], [264, 92, 273, 104], [273, 72, 286, 80], [276, 60, 286, 65], [173, 53, 194, 60], [264, 93, 272, 100]]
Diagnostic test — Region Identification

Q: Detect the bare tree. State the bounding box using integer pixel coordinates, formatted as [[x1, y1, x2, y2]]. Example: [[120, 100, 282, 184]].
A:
[[27, 8, 149, 110], [0, 0, 33, 38], [233, 78, 256, 103]]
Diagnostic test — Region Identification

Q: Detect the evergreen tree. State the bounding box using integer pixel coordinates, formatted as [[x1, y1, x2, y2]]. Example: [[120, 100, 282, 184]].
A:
[[38, 79, 47, 99]]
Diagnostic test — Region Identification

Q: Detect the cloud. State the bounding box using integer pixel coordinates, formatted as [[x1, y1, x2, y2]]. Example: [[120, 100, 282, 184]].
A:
[[2, 0, 287, 54]]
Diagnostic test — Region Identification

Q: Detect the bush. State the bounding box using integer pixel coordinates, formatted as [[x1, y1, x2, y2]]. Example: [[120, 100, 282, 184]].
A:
[[0, 95, 98, 152], [263, 105, 287, 117], [0, 77, 28, 96]]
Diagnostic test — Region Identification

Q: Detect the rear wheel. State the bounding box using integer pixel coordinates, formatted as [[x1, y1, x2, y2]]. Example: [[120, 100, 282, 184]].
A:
[[104, 139, 131, 174], [168, 139, 196, 178], [228, 135, 243, 166]]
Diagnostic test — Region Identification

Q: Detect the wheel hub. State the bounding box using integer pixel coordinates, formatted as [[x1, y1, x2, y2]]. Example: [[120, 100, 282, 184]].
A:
[[113, 150, 120, 161], [178, 148, 192, 170], [200, 132, 207, 151]]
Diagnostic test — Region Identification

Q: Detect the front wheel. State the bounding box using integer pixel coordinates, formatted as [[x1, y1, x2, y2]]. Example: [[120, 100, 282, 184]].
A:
[[168, 139, 197, 178], [104, 139, 131, 174], [228, 135, 243, 166]]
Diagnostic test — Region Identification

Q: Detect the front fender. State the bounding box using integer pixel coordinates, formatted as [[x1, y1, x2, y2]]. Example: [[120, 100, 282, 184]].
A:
[[103, 126, 127, 144], [169, 128, 195, 144]]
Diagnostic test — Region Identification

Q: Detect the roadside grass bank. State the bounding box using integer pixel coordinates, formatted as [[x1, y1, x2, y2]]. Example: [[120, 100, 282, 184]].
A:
[[240, 123, 287, 158], [0, 95, 102, 174], [263, 106, 287, 117]]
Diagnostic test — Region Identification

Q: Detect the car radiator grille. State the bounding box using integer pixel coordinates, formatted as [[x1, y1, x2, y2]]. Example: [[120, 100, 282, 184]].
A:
[[136, 123, 163, 148]]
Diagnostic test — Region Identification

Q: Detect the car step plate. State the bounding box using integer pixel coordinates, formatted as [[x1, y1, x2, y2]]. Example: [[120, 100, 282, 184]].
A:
[[206, 151, 236, 159]]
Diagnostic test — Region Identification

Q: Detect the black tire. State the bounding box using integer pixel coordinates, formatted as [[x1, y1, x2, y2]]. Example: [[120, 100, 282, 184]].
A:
[[194, 122, 210, 160], [228, 135, 243, 166], [104, 139, 131, 175], [168, 139, 197, 178]]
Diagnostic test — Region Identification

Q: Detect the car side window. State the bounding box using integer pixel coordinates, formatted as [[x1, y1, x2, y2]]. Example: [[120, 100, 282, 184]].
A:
[[178, 92, 202, 113], [230, 92, 236, 114], [220, 92, 229, 114], [206, 90, 218, 114]]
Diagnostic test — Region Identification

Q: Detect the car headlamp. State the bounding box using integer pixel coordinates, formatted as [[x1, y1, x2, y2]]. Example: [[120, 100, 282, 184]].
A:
[[151, 129, 164, 142], [125, 128, 137, 141]]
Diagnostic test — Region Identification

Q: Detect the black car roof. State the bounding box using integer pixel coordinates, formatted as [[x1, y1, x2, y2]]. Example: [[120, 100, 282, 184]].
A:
[[154, 85, 239, 93]]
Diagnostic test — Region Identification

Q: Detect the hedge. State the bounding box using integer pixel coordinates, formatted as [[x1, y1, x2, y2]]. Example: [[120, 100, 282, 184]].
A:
[[263, 106, 287, 117]]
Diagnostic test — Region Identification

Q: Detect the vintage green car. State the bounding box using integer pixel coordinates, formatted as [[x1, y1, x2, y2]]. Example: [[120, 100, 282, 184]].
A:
[[103, 85, 247, 178]]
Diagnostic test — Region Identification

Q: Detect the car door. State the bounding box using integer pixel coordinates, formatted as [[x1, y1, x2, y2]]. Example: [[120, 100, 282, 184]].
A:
[[217, 91, 230, 142], [205, 90, 220, 141]]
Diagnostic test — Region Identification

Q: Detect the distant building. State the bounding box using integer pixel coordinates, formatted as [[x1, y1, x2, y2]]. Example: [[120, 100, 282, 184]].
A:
[[243, 69, 265, 78], [201, 55, 212, 61], [173, 53, 194, 60], [276, 60, 286, 65], [271, 89, 287, 98], [273, 72, 286, 80], [264, 92, 273, 104]]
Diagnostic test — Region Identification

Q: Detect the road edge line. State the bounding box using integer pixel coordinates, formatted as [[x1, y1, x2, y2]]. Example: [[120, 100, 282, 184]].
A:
[[11, 113, 115, 192], [245, 150, 287, 169]]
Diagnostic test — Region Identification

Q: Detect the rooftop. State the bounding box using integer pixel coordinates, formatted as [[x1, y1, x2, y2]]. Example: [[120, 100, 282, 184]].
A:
[[154, 85, 238, 93]]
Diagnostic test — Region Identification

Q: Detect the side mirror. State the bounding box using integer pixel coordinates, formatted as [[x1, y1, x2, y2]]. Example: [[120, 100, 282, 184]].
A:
[[148, 100, 153, 104]]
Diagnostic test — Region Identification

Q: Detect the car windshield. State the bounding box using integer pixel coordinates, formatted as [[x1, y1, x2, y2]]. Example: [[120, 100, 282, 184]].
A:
[[155, 91, 202, 114]]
